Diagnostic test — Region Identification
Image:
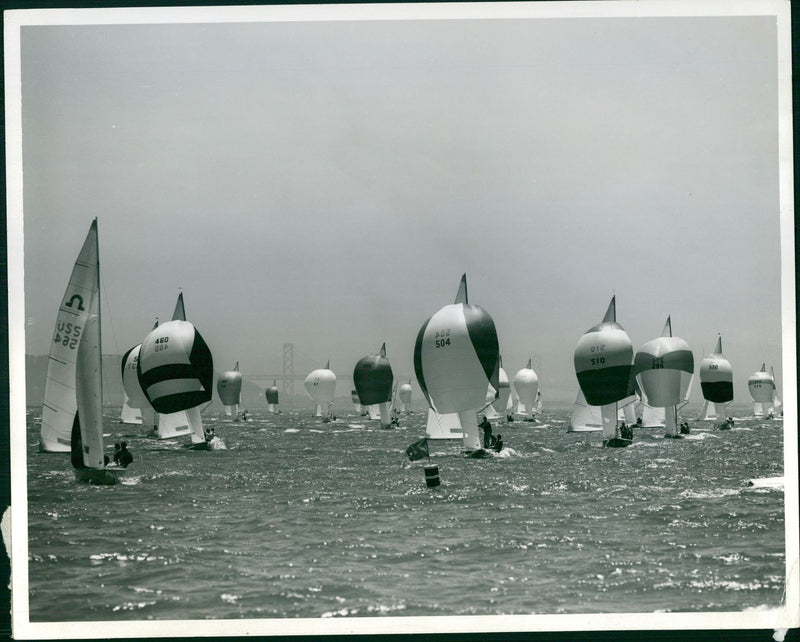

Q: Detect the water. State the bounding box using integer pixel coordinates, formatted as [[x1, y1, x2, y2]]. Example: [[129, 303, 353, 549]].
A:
[[24, 405, 786, 621]]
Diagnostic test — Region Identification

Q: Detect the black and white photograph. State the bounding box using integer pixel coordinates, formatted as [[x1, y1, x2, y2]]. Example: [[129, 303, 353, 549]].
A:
[[5, 1, 798, 638]]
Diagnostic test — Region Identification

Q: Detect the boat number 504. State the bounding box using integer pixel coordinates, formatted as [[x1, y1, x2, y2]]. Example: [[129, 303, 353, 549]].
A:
[[154, 336, 170, 352], [434, 329, 451, 348]]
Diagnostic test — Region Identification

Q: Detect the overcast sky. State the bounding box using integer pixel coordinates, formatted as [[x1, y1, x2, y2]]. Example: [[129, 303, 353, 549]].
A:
[[13, 5, 790, 403]]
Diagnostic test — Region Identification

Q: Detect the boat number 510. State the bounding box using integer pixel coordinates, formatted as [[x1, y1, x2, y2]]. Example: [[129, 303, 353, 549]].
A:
[[590, 344, 605, 365], [434, 329, 451, 348]]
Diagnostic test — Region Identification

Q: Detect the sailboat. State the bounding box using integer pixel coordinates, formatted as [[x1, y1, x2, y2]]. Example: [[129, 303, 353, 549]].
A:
[[353, 343, 394, 428], [304, 361, 336, 420], [266, 380, 280, 413], [634, 316, 694, 439], [413, 274, 500, 456], [217, 362, 243, 418], [573, 295, 635, 447], [40, 221, 102, 453], [136, 292, 214, 449], [398, 380, 413, 413], [512, 359, 539, 421], [40, 219, 122, 482], [697, 335, 733, 423], [748, 363, 775, 418]]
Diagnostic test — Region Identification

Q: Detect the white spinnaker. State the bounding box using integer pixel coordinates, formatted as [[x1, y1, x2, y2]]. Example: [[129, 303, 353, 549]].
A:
[[157, 410, 193, 439], [41, 221, 99, 452], [569, 389, 602, 432], [74, 285, 104, 468], [425, 408, 463, 440]]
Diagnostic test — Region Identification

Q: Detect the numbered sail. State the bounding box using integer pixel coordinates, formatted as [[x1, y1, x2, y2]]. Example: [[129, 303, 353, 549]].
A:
[[137, 322, 213, 414], [217, 362, 243, 417], [574, 296, 634, 407], [634, 316, 694, 437], [413, 274, 499, 451], [748, 363, 775, 415], [40, 220, 99, 452]]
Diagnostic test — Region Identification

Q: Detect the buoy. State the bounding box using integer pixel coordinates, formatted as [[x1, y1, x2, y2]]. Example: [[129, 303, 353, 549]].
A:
[[424, 465, 440, 488]]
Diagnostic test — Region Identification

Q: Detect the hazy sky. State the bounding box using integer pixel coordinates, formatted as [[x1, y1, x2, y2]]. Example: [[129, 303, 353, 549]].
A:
[[14, 5, 789, 403]]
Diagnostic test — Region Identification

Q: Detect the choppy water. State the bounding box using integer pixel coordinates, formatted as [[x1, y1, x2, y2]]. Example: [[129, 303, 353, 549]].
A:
[[25, 405, 786, 621]]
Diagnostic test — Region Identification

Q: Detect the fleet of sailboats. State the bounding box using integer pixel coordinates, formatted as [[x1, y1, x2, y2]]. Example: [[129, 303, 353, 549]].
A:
[[37, 219, 785, 484]]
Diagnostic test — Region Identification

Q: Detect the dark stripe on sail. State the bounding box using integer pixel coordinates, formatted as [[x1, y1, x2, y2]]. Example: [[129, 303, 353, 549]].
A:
[[48, 355, 68, 366], [138, 363, 201, 393], [463, 304, 500, 391], [150, 391, 209, 415], [413, 317, 432, 407], [701, 381, 734, 404], [353, 356, 394, 406], [189, 328, 214, 398], [577, 365, 633, 406]]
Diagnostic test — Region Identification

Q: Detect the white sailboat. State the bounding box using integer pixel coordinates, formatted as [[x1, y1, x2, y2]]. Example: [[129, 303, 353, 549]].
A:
[[137, 292, 214, 448], [48, 219, 123, 484], [413, 274, 500, 456], [305, 361, 336, 420], [217, 361, 243, 418], [40, 221, 101, 452], [748, 363, 775, 418], [512, 359, 539, 420], [573, 295, 635, 447]]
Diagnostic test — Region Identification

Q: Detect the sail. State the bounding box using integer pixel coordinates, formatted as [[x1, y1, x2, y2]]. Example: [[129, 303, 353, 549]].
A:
[[266, 380, 279, 411], [74, 273, 104, 469], [770, 366, 782, 414], [398, 381, 412, 412], [353, 343, 393, 427], [699, 335, 734, 404], [698, 399, 724, 421], [120, 398, 142, 424], [568, 389, 602, 432], [425, 407, 464, 440], [304, 362, 336, 414], [157, 409, 193, 439], [641, 400, 666, 427], [483, 384, 501, 419], [513, 359, 539, 417], [120, 343, 152, 424], [41, 220, 99, 452], [367, 404, 381, 420], [748, 363, 775, 405], [574, 295, 634, 407], [492, 360, 511, 415], [634, 317, 694, 409], [217, 362, 243, 416], [137, 314, 214, 415], [413, 274, 499, 450]]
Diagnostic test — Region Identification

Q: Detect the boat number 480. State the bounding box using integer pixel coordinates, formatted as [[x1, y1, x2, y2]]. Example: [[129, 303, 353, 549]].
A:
[[434, 329, 451, 348]]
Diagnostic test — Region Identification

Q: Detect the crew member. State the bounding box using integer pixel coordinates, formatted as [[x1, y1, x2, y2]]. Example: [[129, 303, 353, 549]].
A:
[[494, 434, 503, 452], [479, 415, 493, 448], [119, 442, 133, 468]]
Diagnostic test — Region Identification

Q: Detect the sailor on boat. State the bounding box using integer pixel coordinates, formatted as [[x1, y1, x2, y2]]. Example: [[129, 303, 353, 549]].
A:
[[479, 415, 493, 448], [204, 427, 216, 443], [119, 442, 133, 468], [680, 421, 691, 435], [113, 442, 122, 464], [493, 434, 503, 452]]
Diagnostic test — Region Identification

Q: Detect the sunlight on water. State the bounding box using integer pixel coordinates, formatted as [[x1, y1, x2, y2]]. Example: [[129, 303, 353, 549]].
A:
[[25, 405, 787, 620]]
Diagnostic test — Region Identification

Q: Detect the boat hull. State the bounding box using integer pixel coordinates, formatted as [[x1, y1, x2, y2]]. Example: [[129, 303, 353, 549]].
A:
[[602, 438, 632, 448], [73, 467, 124, 485]]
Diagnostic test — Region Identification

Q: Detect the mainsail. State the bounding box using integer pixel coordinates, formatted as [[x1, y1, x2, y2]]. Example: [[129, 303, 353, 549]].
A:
[[414, 274, 499, 452], [568, 389, 602, 432], [425, 408, 464, 440], [40, 220, 100, 452]]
